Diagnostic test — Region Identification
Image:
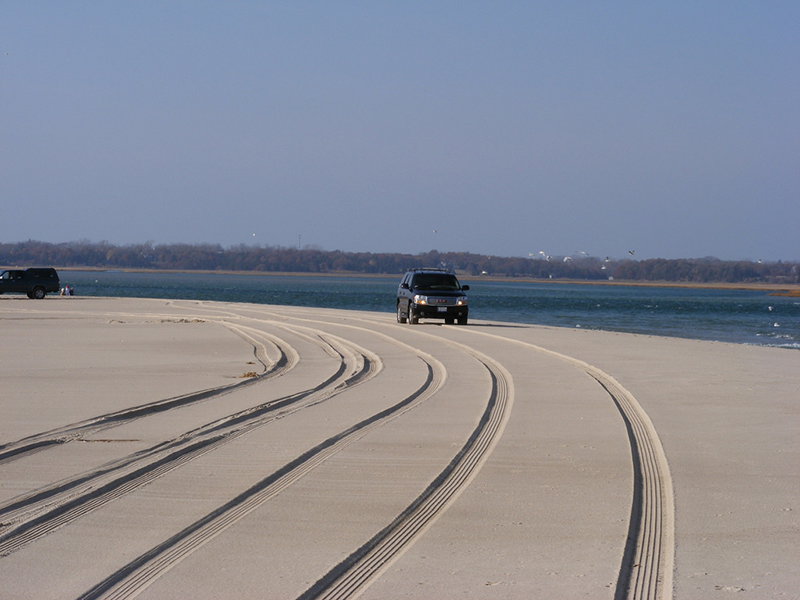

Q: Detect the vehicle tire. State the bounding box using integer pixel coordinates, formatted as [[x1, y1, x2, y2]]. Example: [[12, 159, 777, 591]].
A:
[[445, 317, 454, 325], [397, 303, 407, 323], [457, 316, 468, 325], [32, 287, 46, 299], [408, 305, 418, 325]]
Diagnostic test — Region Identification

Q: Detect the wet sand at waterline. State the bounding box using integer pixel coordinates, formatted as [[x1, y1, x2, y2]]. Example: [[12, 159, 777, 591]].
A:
[[1, 297, 797, 599]]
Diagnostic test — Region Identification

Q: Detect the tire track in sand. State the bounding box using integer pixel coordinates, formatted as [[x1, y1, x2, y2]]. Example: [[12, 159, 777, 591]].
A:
[[0, 322, 289, 465], [76, 351, 446, 600], [296, 347, 513, 600], [450, 327, 674, 600], [217, 309, 516, 600], [0, 324, 376, 556]]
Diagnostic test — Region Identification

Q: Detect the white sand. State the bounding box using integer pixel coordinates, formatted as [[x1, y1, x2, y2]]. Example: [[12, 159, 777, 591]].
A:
[[0, 297, 797, 599]]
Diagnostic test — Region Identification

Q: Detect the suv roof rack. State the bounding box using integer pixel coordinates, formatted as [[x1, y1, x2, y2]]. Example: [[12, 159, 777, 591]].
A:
[[409, 267, 451, 273]]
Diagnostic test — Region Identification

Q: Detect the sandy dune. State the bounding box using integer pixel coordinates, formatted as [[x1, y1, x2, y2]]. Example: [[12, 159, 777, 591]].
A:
[[0, 297, 797, 599]]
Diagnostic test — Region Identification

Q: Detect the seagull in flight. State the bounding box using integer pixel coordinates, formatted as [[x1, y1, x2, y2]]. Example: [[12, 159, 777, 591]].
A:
[[629, 250, 635, 256]]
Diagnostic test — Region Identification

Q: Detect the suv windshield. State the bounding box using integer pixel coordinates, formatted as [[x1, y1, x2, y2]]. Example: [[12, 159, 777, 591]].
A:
[[412, 273, 461, 291]]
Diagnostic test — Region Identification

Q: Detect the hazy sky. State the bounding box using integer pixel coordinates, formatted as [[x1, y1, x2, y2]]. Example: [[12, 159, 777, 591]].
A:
[[2, 2, 798, 261]]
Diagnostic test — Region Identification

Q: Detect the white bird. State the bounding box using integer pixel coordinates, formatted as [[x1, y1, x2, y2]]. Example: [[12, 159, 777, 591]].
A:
[[629, 250, 635, 256], [563, 256, 572, 262]]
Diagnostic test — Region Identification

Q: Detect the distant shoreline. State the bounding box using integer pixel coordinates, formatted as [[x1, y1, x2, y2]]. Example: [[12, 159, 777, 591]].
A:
[[53, 266, 800, 294]]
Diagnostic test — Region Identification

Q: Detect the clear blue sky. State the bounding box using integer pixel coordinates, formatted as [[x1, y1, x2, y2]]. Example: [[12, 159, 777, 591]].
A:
[[2, 2, 798, 261]]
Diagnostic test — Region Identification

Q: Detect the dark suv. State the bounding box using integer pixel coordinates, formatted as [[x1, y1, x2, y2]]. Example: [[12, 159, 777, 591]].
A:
[[397, 268, 469, 325], [0, 268, 60, 299]]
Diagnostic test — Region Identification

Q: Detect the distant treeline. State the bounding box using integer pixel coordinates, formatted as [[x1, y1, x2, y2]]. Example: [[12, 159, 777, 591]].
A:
[[1, 240, 798, 285]]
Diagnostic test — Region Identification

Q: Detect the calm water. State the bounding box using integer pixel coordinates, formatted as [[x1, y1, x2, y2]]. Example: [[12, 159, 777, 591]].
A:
[[57, 270, 800, 349]]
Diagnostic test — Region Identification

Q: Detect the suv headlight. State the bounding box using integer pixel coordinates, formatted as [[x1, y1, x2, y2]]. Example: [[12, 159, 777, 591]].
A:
[[413, 294, 428, 305], [456, 296, 468, 306]]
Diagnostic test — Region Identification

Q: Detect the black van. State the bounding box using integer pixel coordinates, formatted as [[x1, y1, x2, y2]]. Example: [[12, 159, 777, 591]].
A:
[[0, 268, 61, 299]]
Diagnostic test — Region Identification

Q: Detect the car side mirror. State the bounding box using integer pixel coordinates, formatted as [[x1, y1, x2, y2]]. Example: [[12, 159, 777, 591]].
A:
[[461, 285, 469, 291], [400, 283, 409, 289]]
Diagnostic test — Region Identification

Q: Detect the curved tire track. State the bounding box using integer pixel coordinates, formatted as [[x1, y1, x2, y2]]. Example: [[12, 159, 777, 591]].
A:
[[2, 304, 672, 600], [76, 354, 446, 600], [0, 324, 378, 555], [0, 322, 290, 466], [264, 316, 674, 600], [449, 328, 675, 600], [297, 350, 513, 600]]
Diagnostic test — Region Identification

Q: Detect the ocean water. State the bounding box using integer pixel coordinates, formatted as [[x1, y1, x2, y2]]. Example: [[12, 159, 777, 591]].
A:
[[57, 270, 800, 349]]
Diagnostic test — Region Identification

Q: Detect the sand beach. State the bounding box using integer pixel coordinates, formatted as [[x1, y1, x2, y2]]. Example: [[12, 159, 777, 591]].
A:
[[0, 297, 797, 599]]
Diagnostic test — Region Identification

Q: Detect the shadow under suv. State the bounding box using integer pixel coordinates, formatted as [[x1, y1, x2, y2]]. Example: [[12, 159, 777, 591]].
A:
[[397, 268, 469, 325]]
